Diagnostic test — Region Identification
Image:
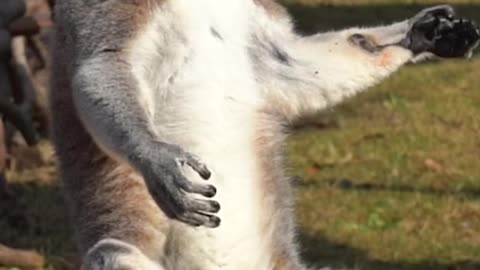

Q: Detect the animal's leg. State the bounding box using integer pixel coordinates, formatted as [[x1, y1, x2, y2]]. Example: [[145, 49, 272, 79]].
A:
[[82, 239, 165, 270], [72, 52, 220, 229], [59, 151, 171, 270], [256, 5, 479, 121]]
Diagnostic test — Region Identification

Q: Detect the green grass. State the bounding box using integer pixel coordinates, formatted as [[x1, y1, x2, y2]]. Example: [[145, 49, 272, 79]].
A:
[[283, 0, 480, 5], [0, 142, 74, 270], [286, 1, 480, 269], [2, 1, 480, 270]]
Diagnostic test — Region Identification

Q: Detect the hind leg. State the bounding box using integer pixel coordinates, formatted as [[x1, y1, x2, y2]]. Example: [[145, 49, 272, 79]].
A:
[[82, 239, 164, 270], [71, 165, 171, 270], [58, 142, 172, 270]]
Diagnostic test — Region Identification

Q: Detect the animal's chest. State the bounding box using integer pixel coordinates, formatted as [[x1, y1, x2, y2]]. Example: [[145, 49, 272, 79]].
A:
[[166, 0, 255, 93], [142, 3, 273, 270], [146, 0, 262, 141]]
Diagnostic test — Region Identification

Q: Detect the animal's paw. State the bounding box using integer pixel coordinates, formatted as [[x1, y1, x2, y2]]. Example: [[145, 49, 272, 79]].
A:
[[137, 142, 221, 228], [405, 5, 480, 57], [431, 18, 480, 58]]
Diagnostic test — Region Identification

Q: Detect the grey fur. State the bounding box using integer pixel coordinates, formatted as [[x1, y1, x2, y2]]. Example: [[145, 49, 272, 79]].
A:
[[210, 27, 224, 41], [56, 0, 220, 229], [348, 34, 381, 53]]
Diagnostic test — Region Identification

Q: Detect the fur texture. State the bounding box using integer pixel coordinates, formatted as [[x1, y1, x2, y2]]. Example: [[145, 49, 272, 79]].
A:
[[50, 1, 479, 269]]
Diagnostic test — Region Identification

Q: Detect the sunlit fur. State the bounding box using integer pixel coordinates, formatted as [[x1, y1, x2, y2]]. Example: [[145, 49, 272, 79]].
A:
[[51, 1, 441, 269]]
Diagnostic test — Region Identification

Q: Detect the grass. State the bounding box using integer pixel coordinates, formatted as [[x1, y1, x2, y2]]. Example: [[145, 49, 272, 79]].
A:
[[2, 1, 480, 270], [286, 1, 480, 269], [283, 0, 480, 5], [0, 141, 74, 270]]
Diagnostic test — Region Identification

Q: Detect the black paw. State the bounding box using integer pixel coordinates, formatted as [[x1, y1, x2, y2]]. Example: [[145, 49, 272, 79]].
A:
[[405, 5, 480, 57], [137, 142, 221, 228], [432, 18, 480, 58]]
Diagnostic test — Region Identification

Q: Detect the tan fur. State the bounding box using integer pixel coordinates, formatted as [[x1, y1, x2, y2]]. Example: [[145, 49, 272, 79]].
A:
[[272, 256, 300, 270], [254, 0, 289, 19], [255, 110, 303, 269]]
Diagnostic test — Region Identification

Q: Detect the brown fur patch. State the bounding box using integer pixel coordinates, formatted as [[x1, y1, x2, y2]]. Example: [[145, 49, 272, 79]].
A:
[[254, 0, 289, 19], [254, 110, 304, 269], [272, 254, 299, 270]]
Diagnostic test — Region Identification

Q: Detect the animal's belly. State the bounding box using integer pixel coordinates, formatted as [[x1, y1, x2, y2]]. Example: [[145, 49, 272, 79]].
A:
[[149, 37, 271, 267], [160, 114, 272, 270], [146, 3, 272, 266], [131, 1, 274, 268]]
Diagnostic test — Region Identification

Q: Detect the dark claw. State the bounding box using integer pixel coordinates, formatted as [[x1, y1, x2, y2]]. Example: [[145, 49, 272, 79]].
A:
[[141, 142, 220, 228], [206, 216, 221, 228], [204, 185, 217, 198], [186, 156, 212, 180], [187, 198, 221, 214], [208, 200, 221, 213], [162, 194, 221, 228], [178, 212, 221, 228], [178, 180, 217, 198]]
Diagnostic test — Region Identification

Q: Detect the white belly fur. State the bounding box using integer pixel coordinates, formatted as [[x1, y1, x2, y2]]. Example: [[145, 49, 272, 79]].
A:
[[130, 1, 272, 269]]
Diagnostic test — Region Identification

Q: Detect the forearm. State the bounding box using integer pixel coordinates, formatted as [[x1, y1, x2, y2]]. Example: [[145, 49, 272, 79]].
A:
[[258, 5, 479, 122], [71, 52, 218, 227], [72, 53, 158, 167], [256, 21, 413, 122], [291, 22, 413, 99]]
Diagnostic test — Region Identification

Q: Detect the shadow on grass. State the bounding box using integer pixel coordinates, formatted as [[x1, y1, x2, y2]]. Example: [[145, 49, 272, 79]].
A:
[[0, 182, 75, 268], [285, 3, 480, 34], [296, 178, 480, 269], [300, 230, 480, 270], [296, 179, 480, 200]]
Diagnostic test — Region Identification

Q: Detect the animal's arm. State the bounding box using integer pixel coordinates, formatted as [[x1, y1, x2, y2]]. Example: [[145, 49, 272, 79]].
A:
[[72, 52, 221, 228], [255, 5, 480, 122], [72, 53, 157, 163], [257, 21, 414, 121]]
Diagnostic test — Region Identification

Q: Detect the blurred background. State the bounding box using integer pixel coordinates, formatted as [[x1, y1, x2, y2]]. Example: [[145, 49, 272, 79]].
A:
[[1, 0, 480, 269]]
